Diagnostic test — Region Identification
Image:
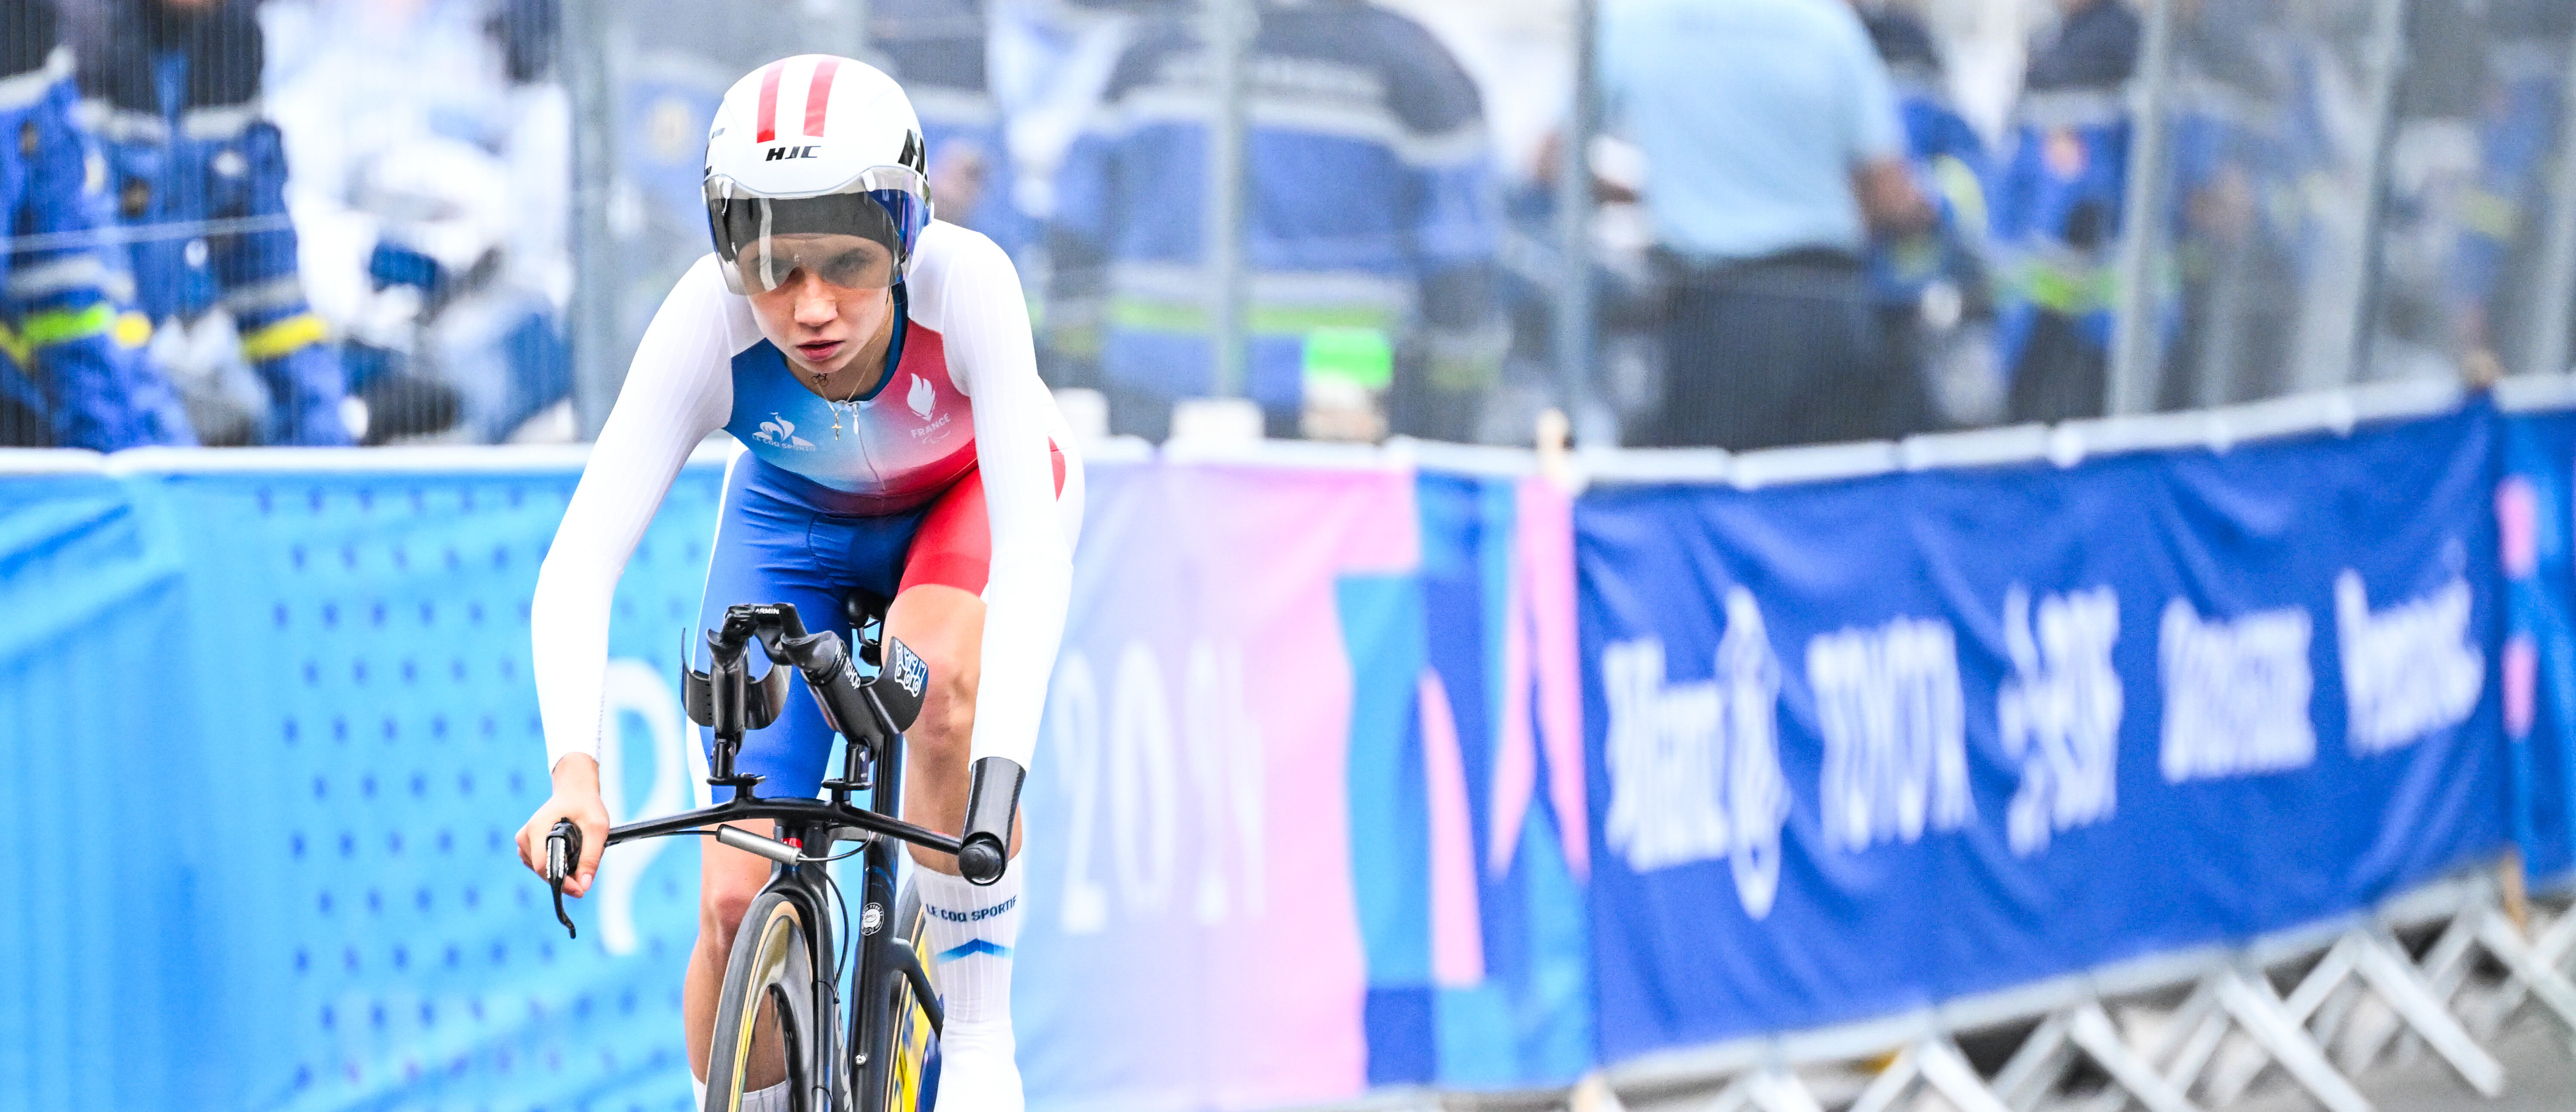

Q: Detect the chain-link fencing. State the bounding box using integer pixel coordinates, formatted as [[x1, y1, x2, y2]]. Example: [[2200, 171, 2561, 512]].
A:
[[5, 0, 2576, 453]]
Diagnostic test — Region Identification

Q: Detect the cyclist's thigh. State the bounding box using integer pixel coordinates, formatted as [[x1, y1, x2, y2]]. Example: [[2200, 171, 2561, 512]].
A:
[[895, 445, 1068, 597]]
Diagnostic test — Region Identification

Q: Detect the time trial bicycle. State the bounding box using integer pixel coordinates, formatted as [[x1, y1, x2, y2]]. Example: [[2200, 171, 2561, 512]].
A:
[[542, 595, 1021, 1112]]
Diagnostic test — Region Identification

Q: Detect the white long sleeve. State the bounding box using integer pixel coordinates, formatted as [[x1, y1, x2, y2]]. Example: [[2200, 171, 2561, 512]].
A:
[[532, 257, 736, 771], [929, 232, 1080, 771]]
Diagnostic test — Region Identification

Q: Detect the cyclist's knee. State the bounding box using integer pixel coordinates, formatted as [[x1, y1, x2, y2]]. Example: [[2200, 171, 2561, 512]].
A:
[[909, 661, 977, 759], [917, 664, 973, 751], [698, 849, 769, 947], [884, 584, 980, 764]]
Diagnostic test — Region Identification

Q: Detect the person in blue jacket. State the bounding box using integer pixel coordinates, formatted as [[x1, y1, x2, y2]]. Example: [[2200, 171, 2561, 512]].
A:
[[0, 0, 188, 449], [1986, 0, 2137, 422], [1047, 0, 1503, 442], [80, 0, 350, 445], [1859, 0, 1994, 427]]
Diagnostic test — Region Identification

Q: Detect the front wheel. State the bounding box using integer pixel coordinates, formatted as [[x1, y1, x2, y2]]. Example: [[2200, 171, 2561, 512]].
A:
[[707, 891, 820, 1112], [860, 879, 942, 1112]]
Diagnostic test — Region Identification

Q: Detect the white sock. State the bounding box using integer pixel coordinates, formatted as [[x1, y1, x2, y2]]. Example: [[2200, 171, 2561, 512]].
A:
[[692, 1076, 786, 1111], [916, 865, 1025, 1112]]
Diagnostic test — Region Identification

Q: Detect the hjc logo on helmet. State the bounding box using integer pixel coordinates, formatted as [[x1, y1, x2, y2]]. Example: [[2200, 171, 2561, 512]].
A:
[[765, 145, 823, 161]]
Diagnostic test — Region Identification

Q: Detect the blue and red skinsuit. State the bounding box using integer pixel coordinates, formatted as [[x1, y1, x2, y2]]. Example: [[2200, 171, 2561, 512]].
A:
[[0, 0, 188, 448], [83, 0, 349, 444]]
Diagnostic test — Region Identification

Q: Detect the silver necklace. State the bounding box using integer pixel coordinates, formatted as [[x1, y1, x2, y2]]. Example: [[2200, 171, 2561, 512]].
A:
[[822, 316, 896, 439], [826, 369, 865, 439]]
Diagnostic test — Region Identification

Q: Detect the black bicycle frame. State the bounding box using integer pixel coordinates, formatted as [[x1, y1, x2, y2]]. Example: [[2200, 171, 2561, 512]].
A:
[[590, 600, 950, 1109]]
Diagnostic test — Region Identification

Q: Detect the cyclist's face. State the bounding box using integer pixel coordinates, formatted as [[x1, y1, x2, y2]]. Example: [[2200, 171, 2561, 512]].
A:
[[745, 235, 897, 377]]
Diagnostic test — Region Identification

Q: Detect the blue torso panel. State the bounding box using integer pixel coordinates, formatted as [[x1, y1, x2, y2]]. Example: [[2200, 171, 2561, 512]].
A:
[[723, 289, 979, 516]]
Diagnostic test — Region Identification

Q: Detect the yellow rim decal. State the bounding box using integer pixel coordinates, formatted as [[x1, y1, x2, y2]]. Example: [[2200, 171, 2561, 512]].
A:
[[722, 901, 801, 1112]]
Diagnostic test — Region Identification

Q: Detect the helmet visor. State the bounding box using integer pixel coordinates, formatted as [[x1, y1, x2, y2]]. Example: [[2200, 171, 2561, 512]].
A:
[[705, 166, 933, 293]]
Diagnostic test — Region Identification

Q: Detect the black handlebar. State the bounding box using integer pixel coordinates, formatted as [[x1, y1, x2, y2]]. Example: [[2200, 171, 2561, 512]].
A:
[[958, 756, 1024, 885], [546, 819, 581, 939], [547, 600, 1014, 936]]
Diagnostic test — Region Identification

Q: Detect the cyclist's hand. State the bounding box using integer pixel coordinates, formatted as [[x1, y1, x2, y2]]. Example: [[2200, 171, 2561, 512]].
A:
[[517, 754, 611, 898]]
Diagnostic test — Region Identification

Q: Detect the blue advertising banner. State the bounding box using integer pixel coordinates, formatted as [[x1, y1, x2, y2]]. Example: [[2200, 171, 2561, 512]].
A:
[[0, 471, 199, 1109], [2497, 410, 2576, 879], [175, 466, 731, 1112], [1578, 407, 2513, 1061], [1, 458, 730, 1112]]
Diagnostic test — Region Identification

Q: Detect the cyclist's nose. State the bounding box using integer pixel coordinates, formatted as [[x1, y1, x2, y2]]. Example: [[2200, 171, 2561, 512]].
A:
[[792, 280, 838, 329]]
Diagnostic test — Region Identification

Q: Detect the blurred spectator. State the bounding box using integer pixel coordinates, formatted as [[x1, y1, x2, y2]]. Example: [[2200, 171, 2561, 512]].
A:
[[1988, 0, 2136, 423], [876, 0, 1034, 260], [0, 0, 190, 448], [331, 0, 568, 444], [1491, 129, 1659, 445], [2448, 0, 2574, 376], [1047, 0, 1505, 442], [1602, 0, 1934, 451], [2365, 0, 2491, 381], [81, 0, 351, 444], [1856, 0, 2002, 427], [2158, 0, 2300, 408]]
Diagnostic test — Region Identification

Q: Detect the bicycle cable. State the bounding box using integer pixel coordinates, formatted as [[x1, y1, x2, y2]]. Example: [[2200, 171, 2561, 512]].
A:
[[623, 826, 868, 865], [820, 863, 854, 989]]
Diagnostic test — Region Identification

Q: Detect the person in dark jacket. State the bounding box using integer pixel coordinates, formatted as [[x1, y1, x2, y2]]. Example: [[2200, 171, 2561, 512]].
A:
[[1858, 0, 1998, 427], [1048, 0, 1504, 442], [1987, 0, 2139, 422], [81, 0, 350, 444], [875, 0, 1032, 258]]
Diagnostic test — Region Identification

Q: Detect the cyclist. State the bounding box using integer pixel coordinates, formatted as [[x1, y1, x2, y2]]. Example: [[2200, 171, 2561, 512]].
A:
[[511, 55, 1080, 1112]]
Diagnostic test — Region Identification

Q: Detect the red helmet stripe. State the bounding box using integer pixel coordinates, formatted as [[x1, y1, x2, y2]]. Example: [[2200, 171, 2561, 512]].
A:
[[804, 58, 840, 138], [753, 61, 784, 144]]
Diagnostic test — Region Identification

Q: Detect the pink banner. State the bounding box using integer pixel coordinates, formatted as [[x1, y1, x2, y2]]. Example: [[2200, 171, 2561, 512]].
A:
[[1013, 456, 1419, 1112]]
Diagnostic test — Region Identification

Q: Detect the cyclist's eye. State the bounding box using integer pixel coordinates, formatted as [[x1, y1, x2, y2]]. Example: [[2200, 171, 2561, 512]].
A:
[[817, 249, 891, 289], [737, 251, 798, 291]]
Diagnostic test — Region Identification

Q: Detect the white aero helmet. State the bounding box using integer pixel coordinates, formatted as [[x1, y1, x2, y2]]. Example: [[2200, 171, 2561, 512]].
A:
[[703, 55, 933, 295]]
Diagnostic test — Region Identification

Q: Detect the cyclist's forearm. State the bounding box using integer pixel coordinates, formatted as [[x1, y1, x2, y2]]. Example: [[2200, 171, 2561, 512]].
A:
[[533, 560, 616, 770], [970, 551, 1071, 769], [945, 233, 1076, 774]]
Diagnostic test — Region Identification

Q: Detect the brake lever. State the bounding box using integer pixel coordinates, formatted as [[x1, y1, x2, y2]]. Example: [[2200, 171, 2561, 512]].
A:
[[546, 819, 582, 939]]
